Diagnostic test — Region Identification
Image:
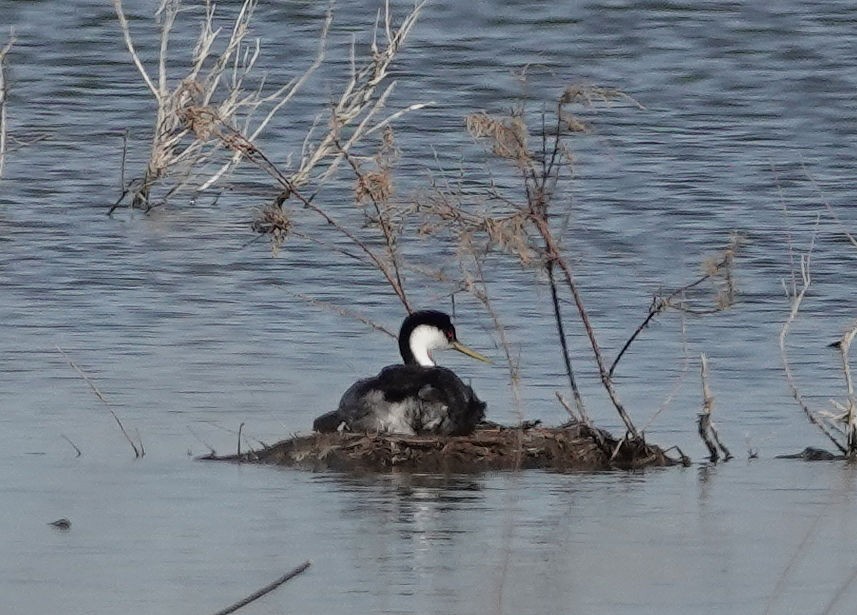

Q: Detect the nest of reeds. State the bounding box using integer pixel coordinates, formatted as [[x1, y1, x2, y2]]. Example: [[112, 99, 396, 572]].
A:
[[200, 422, 685, 472]]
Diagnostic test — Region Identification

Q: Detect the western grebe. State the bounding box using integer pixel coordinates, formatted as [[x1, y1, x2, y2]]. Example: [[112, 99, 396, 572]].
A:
[[312, 310, 490, 436]]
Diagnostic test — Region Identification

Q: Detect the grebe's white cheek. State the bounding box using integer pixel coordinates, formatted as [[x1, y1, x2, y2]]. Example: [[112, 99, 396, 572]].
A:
[[409, 325, 447, 367]]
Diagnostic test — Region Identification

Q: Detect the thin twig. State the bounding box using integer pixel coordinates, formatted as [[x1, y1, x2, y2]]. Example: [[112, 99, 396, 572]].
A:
[[555, 392, 580, 422], [294, 292, 397, 338], [60, 434, 83, 457], [56, 346, 142, 458], [779, 227, 847, 453], [0, 29, 15, 179], [186, 426, 216, 455], [546, 261, 588, 423], [610, 238, 740, 378], [210, 561, 311, 615], [333, 136, 411, 312]]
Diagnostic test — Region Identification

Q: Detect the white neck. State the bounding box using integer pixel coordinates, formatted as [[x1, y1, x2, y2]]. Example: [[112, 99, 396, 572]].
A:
[[409, 324, 447, 367]]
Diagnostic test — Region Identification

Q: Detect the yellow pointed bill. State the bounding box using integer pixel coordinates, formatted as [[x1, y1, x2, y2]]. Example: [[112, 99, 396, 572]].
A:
[[451, 340, 492, 364]]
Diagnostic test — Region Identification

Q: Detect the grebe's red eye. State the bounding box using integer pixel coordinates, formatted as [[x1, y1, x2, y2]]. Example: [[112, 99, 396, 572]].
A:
[[445, 328, 455, 341]]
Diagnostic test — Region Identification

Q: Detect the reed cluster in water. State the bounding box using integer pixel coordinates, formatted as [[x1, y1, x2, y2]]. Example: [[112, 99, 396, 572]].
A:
[[98, 0, 754, 464]]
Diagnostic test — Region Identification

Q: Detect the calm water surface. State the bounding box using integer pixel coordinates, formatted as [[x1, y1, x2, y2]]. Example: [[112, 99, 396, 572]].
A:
[[2, 1, 857, 613]]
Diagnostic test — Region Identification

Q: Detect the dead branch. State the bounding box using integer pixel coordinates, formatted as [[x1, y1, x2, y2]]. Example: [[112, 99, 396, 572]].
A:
[[334, 134, 411, 312], [210, 561, 311, 615], [610, 234, 742, 378], [697, 353, 731, 462], [547, 261, 589, 424], [434, 88, 643, 436], [779, 242, 847, 454]]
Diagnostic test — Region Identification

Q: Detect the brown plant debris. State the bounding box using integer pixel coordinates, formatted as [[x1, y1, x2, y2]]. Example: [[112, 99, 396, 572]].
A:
[[465, 112, 529, 163], [251, 204, 291, 252], [200, 422, 685, 472]]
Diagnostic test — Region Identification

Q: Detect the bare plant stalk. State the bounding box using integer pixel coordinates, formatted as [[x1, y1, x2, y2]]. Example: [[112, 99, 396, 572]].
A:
[[0, 30, 15, 179], [546, 262, 589, 423], [287, 0, 428, 190], [111, 0, 333, 207], [222, 129, 413, 307], [779, 250, 847, 454], [625, 314, 689, 444], [610, 235, 741, 378], [697, 353, 731, 462], [294, 292, 397, 339], [459, 252, 523, 423], [452, 90, 643, 436], [831, 324, 857, 454], [534, 216, 638, 437], [56, 346, 143, 458], [210, 561, 311, 615], [334, 136, 411, 312]]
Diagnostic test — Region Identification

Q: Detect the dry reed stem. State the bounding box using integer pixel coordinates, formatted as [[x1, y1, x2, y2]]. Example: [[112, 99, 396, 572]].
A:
[[457, 251, 524, 432], [697, 353, 731, 462], [0, 30, 14, 179], [640, 311, 691, 433], [55, 346, 143, 458], [452, 88, 644, 435], [334, 133, 411, 312], [111, 0, 332, 206], [779, 236, 847, 454], [287, 0, 429, 190]]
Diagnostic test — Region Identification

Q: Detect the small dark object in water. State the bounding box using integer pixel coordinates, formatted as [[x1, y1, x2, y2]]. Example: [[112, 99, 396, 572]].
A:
[[314, 311, 490, 436], [776, 447, 842, 461], [49, 518, 71, 530]]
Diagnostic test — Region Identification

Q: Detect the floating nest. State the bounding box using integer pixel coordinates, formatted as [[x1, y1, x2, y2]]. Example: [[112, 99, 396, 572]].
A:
[[201, 422, 687, 472]]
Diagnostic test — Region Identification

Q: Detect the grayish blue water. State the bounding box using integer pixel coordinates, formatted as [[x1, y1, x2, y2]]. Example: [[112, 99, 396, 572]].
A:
[[2, 1, 857, 613]]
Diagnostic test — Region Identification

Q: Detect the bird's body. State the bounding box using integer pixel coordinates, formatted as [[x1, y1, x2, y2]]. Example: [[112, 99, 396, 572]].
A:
[[313, 311, 489, 436]]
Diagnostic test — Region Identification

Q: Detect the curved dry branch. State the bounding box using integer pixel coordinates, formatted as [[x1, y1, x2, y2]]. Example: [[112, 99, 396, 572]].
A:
[[780, 249, 846, 454]]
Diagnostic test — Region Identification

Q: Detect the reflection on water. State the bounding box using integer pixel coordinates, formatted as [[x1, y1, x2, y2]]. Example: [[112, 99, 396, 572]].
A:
[[3, 0, 857, 613]]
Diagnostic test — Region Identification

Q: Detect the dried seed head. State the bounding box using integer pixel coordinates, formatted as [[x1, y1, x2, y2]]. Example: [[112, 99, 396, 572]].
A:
[[178, 105, 221, 141], [466, 113, 530, 164], [253, 205, 292, 254], [355, 170, 393, 204]]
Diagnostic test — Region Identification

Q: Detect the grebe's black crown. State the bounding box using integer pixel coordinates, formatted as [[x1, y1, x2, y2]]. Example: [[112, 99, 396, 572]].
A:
[[398, 310, 456, 364]]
